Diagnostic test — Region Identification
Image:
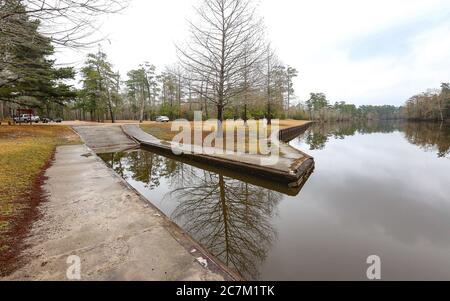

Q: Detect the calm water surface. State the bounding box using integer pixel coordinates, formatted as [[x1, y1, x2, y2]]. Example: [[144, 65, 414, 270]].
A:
[[99, 121, 450, 280]]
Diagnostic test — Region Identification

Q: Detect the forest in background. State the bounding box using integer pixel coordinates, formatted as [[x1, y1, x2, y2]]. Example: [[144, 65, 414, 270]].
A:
[[1, 0, 449, 124]]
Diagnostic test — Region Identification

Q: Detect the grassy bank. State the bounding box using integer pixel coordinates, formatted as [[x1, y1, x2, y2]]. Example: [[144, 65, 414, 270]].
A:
[[0, 125, 80, 264]]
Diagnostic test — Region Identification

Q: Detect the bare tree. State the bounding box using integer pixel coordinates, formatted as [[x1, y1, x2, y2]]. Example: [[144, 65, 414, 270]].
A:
[[177, 0, 266, 126], [167, 64, 185, 119], [264, 45, 279, 125], [240, 40, 264, 123], [1, 0, 128, 49]]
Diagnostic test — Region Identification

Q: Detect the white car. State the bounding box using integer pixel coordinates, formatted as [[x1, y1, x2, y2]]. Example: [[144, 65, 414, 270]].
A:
[[13, 114, 41, 123], [14, 114, 32, 122], [155, 116, 170, 123]]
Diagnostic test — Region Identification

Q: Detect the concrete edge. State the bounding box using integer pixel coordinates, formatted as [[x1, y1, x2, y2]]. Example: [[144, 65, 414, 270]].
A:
[[277, 122, 314, 143], [121, 124, 315, 187], [82, 141, 243, 281]]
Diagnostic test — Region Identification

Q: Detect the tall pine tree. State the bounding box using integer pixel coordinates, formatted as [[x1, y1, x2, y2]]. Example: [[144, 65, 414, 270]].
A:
[[0, 0, 75, 112]]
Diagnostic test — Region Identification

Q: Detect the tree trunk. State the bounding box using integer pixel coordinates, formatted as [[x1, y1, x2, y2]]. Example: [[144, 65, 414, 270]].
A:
[[219, 175, 230, 264], [107, 88, 115, 123], [217, 104, 223, 132], [0, 100, 4, 120], [145, 75, 152, 109], [287, 87, 290, 119], [188, 84, 192, 111], [178, 75, 182, 119], [218, 11, 226, 127], [199, 81, 204, 116], [267, 50, 272, 126], [244, 104, 248, 123], [204, 81, 209, 119], [217, 105, 224, 121], [438, 98, 444, 122], [139, 87, 145, 123]]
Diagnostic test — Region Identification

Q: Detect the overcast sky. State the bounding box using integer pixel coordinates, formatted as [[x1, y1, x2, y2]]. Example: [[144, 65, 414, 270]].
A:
[[56, 0, 450, 106]]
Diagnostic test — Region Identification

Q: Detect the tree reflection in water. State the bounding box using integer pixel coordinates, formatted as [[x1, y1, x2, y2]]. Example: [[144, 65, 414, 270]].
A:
[[297, 120, 450, 158], [101, 151, 181, 189], [169, 168, 282, 280], [401, 122, 450, 158], [99, 150, 285, 280]]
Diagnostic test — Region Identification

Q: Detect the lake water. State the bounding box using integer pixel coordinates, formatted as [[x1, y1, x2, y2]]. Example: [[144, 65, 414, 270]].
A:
[[99, 121, 450, 280]]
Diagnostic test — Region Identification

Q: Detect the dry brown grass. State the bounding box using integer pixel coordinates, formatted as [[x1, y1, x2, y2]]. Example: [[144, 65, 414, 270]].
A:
[[140, 119, 309, 153], [141, 119, 309, 141], [0, 125, 80, 233]]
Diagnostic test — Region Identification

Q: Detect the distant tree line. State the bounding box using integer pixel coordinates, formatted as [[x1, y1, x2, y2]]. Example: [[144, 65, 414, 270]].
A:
[[293, 92, 401, 122], [402, 83, 450, 123], [68, 48, 301, 123], [1, 0, 447, 125], [294, 83, 450, 123]]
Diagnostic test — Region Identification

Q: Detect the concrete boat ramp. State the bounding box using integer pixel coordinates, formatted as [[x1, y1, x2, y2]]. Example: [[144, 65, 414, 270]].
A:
[[73, 125, 137, 153], [6, 146, 237, 281], [5, 123, 313, 281], [122, 124, 314, 188], [72, 123, 314, 188]]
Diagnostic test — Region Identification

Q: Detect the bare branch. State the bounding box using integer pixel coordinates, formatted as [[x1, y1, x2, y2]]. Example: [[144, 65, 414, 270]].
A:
[[177, 0, 266, 121]]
